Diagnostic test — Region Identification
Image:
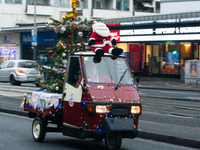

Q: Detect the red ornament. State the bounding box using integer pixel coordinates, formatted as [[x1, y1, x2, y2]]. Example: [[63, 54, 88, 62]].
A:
[[49, 50, 53, 55], [72, 17, 75, 20]]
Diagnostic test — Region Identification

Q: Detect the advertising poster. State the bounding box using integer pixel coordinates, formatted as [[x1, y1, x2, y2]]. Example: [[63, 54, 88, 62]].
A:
[[166, 52, 179, 65], [190, 61, 197, 76], [129, 44, 140, 72]]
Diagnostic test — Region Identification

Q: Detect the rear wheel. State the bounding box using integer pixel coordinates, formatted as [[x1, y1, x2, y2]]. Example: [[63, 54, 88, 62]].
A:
[[32, 117, 46, 142], [10, 75, 21, 86], [105, 132, 122, 150]]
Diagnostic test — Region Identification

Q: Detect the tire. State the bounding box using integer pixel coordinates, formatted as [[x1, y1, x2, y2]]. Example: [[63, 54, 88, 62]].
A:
[[32, 117, 46, 142], [35, 84, 40, 87], [105, 132, 122, 150], [10, 75, 21, 86]]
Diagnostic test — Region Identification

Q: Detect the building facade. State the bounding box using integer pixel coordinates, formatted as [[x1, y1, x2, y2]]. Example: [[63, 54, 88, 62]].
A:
[[103, 11, 200, 77], [0, 0, 160, 63]]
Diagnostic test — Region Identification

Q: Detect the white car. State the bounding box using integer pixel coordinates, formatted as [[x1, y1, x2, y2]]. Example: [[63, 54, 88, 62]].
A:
[[0, 60, 43, 86]]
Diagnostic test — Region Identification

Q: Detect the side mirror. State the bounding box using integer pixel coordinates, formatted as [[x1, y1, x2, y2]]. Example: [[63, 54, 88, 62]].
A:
[[136, 76, 140, 84], [74, 75, 79, 81]]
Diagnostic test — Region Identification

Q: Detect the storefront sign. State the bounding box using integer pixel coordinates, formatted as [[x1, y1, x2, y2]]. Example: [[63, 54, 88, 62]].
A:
[[22, 31, 56, 45], [110, 30, 120, 41], [120, 26, 200, 36]]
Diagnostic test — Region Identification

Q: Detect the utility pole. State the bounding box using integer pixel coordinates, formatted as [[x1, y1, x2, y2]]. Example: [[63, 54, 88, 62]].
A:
[[32, 0, 37, 60]]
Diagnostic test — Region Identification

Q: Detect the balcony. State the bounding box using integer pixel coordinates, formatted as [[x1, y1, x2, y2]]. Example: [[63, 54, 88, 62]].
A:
[[92, 9, 132, 19], [26, 5, 53, 16]]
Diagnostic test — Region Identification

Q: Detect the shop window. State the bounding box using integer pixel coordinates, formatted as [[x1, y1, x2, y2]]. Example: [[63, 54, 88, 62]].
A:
[[0, 44, 17, 63], [165, 42, 180, 74], [180, 42, 192, 67], [194, 43, 198, 60], [116, 0, 129, 11]]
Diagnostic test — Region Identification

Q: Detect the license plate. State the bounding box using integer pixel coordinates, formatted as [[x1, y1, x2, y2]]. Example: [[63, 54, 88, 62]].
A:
[[27, 76, 35, 79]]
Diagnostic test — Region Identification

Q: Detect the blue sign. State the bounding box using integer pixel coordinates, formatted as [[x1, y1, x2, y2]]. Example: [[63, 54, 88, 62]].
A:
[[22, 31, 56, 45], [32, 36, 37, 42], [166, 51, 179, 65]]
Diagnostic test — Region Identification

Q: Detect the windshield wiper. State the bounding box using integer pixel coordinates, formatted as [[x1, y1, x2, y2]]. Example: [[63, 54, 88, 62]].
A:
[[115, 67, 128, 91]]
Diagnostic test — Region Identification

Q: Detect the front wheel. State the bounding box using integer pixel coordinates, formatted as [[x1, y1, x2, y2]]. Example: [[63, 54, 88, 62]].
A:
[[32, 117, 46, 142], [105, 132, 122, 150]]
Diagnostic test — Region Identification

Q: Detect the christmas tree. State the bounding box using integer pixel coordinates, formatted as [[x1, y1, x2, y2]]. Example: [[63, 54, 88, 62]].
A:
[[35, 0, 94, 93]]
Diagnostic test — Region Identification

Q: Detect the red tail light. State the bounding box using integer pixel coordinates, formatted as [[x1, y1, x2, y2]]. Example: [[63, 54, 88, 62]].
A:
[[16, 69, 23, 73]]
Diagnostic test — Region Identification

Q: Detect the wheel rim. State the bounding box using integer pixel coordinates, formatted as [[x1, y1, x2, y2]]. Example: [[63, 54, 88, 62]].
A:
[[106, 132, 115, 148], [33, 120, 40, 139]]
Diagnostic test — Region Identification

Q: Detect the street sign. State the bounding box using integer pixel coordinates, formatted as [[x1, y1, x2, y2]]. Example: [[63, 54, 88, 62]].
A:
[[32, 36, 37, 42], [31, 36, 37, 46]]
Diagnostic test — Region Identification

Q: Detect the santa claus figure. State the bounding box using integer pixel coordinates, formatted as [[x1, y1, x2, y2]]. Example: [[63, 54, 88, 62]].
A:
[[88, 21, 123, 62]]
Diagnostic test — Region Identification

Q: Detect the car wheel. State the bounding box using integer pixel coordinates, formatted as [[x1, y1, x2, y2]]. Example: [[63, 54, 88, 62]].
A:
[[35, 84, 40, 87], [10, 75, 21, 86], [32, 117, 46, 142], [105, 132, 122, 150]]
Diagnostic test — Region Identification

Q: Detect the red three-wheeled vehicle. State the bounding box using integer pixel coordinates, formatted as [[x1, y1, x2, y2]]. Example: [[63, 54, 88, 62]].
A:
[[24, 51, 142, 150]]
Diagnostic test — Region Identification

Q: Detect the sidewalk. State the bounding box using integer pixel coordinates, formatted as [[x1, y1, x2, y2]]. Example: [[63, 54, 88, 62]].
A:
[[138, 76, 200, 92]]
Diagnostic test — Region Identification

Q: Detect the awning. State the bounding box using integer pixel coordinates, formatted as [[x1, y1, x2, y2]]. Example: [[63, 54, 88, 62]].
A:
[[142, 2, 154, 8]]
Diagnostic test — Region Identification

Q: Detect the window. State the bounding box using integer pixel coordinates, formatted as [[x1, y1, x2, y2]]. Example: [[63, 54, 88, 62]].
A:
[[134, 0, 154, 13], [54, 0, 70, 7], [116, 0, 129, 11], [67, 57, 81, 88], [76, 0, 88, 8], [7, 61, 15, 68], [18, 61, 37, 68], [5, 0, 21, 3], [26, 0, 49, 5], [0, 61, 9, 69], [156, 1, 160, 13]]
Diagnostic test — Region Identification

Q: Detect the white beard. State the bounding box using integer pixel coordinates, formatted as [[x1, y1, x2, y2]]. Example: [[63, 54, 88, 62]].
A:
[[95, 27, 110, 37]]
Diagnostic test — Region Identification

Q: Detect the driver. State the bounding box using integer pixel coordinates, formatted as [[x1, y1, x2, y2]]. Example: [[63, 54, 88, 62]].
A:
[[85, 58, 115, 83]]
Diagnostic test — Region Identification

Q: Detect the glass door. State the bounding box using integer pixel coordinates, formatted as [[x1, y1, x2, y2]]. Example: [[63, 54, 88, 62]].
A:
[[145, 45, 151, 75], [152, 45, 159, 74]]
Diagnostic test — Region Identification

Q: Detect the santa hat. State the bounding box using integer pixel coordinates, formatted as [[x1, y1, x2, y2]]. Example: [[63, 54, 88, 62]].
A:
[[92, 21, 106, 32]]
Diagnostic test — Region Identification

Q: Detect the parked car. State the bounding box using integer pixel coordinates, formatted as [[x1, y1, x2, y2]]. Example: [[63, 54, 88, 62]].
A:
[[0, 60, 43, 86]]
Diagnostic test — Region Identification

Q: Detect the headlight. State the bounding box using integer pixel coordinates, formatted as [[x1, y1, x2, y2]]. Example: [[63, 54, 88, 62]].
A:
[[96, 105, 109, 113], [131, 106, 140, 114]]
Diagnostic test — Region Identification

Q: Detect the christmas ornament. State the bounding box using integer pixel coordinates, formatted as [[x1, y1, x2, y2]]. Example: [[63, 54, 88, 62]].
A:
[[60, 26, 66, 34], [78, 32, 83, 37], [62, 53, 66, 57], [49, 50, 54, 55], [72, 16, 75, 20], [56, 86, 59, 91]]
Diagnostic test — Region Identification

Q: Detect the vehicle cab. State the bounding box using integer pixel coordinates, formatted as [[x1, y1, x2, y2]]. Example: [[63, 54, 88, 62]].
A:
[[62, 51, 142, 149]]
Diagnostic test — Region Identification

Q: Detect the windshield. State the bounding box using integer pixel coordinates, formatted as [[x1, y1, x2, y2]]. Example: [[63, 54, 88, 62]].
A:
[[83, 56, 133, 85]]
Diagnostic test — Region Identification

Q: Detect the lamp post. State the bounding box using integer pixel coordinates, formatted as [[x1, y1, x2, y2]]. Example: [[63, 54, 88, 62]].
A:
[[32, 0, 37, 60]]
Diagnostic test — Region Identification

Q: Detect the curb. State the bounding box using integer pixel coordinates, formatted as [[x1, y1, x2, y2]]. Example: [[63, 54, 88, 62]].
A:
[[138, 131, 200, 149], [1, 108, 199, 149], [139, 86, 200, 92]]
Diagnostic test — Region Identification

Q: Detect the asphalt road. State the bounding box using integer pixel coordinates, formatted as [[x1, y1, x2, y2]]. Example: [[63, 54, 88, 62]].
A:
[[0, 112, 197, 150], [0, 82, 200, 149]]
